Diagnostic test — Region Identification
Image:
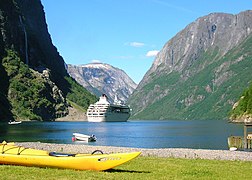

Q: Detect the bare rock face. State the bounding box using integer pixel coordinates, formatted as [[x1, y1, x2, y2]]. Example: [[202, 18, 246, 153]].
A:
[[140, 11, 252, 88], [128, 10, 252, 120], [67, 63, 137, 103]]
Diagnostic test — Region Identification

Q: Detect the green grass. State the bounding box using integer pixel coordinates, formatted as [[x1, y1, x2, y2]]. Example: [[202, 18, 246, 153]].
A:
[[0, 157, 252, 179], [67, 99, 86, 112]]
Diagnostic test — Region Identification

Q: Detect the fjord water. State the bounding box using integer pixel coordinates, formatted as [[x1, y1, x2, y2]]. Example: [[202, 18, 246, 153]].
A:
[[0, 120, 243, 150]]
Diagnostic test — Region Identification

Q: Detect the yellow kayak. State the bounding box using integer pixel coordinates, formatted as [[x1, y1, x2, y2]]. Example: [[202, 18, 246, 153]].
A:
[[0, 142, 141, 171]]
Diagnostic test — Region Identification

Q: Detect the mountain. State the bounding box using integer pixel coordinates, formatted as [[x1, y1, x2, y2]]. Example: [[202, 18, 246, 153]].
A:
[[67, 63, 137, 103], [0, 0, 97, 121], [128, 10, 252, 120], [230, 83, 252, 122]]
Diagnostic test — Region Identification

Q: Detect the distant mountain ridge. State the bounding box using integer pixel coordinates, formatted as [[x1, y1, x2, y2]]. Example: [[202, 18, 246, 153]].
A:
[[67, 63, 137, 103], [128, 10, 252, 120]]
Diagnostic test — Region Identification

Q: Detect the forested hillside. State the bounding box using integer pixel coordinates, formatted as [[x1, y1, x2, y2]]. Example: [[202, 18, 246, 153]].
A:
[[230, 83, 252, 122], [0, 0, 97, 121]]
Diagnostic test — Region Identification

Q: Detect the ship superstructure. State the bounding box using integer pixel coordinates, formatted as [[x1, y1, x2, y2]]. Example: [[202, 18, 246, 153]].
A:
[[87, 94, 130, 122]]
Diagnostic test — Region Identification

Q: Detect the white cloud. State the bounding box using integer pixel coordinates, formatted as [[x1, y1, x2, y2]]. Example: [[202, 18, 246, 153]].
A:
[[146, 50, 159, 57], [152, 0, 196, 14], [91, 59, 102, 63], [129, 42, 145, 47]]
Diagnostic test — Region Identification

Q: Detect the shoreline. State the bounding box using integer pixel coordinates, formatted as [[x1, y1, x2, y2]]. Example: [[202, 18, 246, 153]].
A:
[[15, 142, 252, 161]]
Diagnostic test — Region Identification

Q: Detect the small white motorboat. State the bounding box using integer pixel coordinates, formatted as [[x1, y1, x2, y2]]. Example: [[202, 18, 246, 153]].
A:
[[229, 147, 238, 151], [72, 133, 97, 142], [8, 121, 22, 125]]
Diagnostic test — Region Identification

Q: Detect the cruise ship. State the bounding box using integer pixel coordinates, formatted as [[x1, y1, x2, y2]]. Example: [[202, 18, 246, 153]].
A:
[[86, 94, 130, 122]]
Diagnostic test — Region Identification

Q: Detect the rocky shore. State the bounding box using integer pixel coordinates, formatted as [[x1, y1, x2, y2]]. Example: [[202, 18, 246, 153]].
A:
[[16, 142, 252, 161], [55, 106, 87, 121]]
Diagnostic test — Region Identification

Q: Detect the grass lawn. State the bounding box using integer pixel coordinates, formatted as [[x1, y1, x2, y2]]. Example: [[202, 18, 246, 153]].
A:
[[0, 157, 252, 179]]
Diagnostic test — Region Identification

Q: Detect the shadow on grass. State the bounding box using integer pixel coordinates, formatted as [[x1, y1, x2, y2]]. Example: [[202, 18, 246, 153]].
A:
[[106, 169, 151, 174]]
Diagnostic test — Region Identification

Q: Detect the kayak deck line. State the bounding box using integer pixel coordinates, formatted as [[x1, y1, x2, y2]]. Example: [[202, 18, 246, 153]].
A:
[[1, 144, 28, 155]]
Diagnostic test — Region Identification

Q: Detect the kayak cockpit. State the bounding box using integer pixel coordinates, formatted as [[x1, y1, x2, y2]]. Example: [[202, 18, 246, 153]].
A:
[[49, 152, 76, 157]]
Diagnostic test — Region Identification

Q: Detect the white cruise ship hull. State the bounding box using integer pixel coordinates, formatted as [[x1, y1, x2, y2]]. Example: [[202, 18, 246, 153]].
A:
[[87, 112, 130, 122]]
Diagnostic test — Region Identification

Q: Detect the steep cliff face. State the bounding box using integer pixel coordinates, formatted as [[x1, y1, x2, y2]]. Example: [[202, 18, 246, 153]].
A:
[[0, 0, 96, 121], [13, 0, 67, 84], [67, 63, 137, 103], [128, 10, 252, 120], [139, 11, 252, 88]]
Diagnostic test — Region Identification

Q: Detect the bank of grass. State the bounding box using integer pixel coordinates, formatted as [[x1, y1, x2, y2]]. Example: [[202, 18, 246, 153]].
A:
[[1, 157, 252, 179], [67, 99, 86, 112]]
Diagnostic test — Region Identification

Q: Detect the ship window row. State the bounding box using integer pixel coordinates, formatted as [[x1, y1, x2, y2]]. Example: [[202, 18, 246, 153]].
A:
[[87, 114, 105, 117], [88, 110, 107, 112], [88, 109, 108, 111], [88, 107, 108, 109]]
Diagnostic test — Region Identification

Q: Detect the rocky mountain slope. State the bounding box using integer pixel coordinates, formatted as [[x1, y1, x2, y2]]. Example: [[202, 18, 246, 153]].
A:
[[230, 83, 252, 122], [0, 0, 96, 121], [128, 10, 252, 120], [67, 63, 137, 103]]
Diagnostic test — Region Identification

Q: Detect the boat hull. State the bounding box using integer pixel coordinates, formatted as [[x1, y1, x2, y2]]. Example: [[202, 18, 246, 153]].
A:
[[0, 143, 140, 171], [72, 133, 96, 142], [8, 121, 22, 125], [87, 112, 130, 122]]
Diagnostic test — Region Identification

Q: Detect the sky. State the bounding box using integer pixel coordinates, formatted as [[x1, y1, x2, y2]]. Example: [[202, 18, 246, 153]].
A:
[[41, 0, 252, 83]]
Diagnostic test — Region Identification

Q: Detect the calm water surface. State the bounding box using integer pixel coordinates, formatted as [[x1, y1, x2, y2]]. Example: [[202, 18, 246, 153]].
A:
[[0, 120, 244, 150]]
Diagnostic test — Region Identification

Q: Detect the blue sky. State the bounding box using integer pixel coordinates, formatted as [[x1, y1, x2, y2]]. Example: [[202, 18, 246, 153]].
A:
[[41, 0, 251, 83]]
